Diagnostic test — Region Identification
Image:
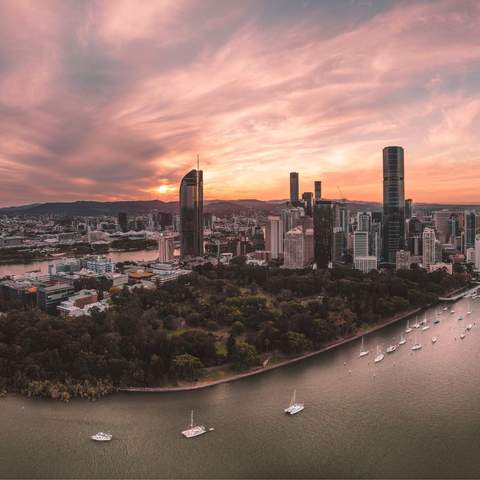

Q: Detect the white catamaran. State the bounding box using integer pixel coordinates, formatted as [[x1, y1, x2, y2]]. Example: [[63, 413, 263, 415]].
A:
[[359, 336, 369, 357], [182, 410, 207, 438], [284, 389, 304, 415], [399, 333, 406, 346], [91, 432, 112, 442]]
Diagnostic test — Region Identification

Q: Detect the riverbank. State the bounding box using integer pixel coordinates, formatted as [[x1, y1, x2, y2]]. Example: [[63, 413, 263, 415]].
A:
[[120, 284, 478, 394]]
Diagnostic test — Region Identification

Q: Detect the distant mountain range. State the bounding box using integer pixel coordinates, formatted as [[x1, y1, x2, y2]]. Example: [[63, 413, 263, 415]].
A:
[[0, 199, 478, 217]]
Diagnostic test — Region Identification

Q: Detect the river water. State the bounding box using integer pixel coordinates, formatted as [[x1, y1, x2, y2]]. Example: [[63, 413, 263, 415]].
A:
[[0, 249, 159, 277], [1, 296, 480, 478]]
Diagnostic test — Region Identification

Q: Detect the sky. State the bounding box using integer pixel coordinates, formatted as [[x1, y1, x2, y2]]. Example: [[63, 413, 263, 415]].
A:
[[1, 0, 480, 207]]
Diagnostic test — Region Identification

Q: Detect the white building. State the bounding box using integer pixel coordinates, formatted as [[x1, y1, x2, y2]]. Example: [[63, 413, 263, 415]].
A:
[[82, 255, 115, 274], [265, 215, 284, 259], [475, 235, 480, 270], [158, 233, 175, 262], [422, 227, 436, 269], [353, 231, 369, 259], [466, 247, 476, 264], [354, 256, 378, 273], [356, 212, 371, 232], [283, 227, 305, 269]]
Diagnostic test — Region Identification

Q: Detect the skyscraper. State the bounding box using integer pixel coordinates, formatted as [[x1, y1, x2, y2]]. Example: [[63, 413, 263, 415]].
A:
[[265, 215, 284, 259], [433, 210, 451, 244], [314, 181, 322, 201], [313, 200, 333, 268], [302, 192, 313, 216], [290, 172, 299, 204], [382, 146, 405, 264], [353, 231, 369, 258], [179, 169, 203, 258], [118, 212, 128, 233], [283, 227, 305, 269], [357, 212, 372, 232], [464, 211, 476, 252], [422, 227, 436, 269], [405, 199, 413, 220], [158, 233, 175, 263]]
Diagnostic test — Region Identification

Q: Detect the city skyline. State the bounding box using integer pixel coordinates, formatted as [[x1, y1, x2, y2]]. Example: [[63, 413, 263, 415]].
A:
[[1, 0, 480, 207]]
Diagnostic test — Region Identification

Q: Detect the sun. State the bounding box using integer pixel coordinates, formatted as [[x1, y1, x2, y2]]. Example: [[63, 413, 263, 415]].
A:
[[157, 185, 169, 194]]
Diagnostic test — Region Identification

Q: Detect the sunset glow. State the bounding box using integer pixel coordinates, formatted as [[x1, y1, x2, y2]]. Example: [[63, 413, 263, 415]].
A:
[[1, 0, 480, 206]]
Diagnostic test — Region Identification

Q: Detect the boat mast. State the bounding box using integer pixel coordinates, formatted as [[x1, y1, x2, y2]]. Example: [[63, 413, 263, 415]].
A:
[[190, 409, 194, 428]]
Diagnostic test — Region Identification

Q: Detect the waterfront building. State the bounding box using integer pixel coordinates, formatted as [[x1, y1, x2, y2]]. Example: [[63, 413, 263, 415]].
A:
[[81, 255, 115, 274], [422, 227, 437, 269], [290, 172, 299, 204], [382, 146, 405, 264], [283, 227, 305, 269], [180, 169, 204, 258], [265, 215, 284, 259], [313, 200, 333, 268], [475, 234, 480, 270], [158, 233, 175, 262], [314, 181, 322, 200]]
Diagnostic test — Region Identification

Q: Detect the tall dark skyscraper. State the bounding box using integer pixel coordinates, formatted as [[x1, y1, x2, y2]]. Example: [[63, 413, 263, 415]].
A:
[[302, 192, 313, 216], [314, 181, 322, 200], [313, 200, 333, 268], [382, 146, 405, 264], [464, 210, 476, 251], [180, 169, 204, 257], [290, 172, 299, 204], [118, 212, 128, 233], [405, 198, 413, 220]]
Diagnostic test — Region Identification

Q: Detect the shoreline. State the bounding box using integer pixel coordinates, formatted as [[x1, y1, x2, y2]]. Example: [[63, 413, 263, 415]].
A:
[[119, 284, 478, 394]]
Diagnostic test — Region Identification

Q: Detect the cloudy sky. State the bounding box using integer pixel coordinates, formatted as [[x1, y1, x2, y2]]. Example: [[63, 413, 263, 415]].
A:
[[1, 0, 480, 206]]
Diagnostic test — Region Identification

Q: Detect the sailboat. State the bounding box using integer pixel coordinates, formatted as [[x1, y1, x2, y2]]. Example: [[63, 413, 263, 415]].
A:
[[374, 344, 384, 363], [386, 341, 397, 353], [359, 336, 369, 358], [422, 315, 430, 331], [405, 319, 412, 334], [181, 410, 207, 438], [460, 331, 466, 339], [399, 333, 407, 345], [467, 301, 472, 315], [466, 323, 473, 331], [431, 336, 438, 344], [284, 389, 304, 415], [411, 333, 422, 351], [413, 316, 420, 329]]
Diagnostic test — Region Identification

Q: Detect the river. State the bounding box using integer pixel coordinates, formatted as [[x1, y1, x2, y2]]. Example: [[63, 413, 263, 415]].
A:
[[1, 296, 480, 478], [0, 249, 159, 277]]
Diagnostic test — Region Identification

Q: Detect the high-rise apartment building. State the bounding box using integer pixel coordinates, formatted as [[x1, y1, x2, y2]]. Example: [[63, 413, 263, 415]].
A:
[[433, 210, 451, 244], [405, 199, 413, 220], [118, 212, 128, 233], [180, 169, 204, 258], [422, 227, 436, 269], [265, 215, 284, 259], [475, 234, 480, 271], [313, 200, 333, 268], [283, 227, 305, 269], [357, 212, 372, 232], [464, 211, 476, 252], [302, 192, 313, 217], [382, 146, 405, 264], [290, 172, 299, 204], [353, 231, 369, 258], [314, 181, 322, 200], [158, 233, 175, 263]]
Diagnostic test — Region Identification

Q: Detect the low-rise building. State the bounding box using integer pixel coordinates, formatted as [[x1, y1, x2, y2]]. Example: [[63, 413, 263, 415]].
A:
[[37, 283, 75, 312], [354, 256, 378, 273]]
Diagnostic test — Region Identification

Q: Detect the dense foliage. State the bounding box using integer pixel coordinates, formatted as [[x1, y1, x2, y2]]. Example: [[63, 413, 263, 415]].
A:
[[0, 262, 467, 400]]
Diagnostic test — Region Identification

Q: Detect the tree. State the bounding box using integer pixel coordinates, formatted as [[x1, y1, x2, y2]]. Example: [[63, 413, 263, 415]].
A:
[[172, 354, 204, 381], [283, 331, 313, 354], [231, 341, 259, 371]]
